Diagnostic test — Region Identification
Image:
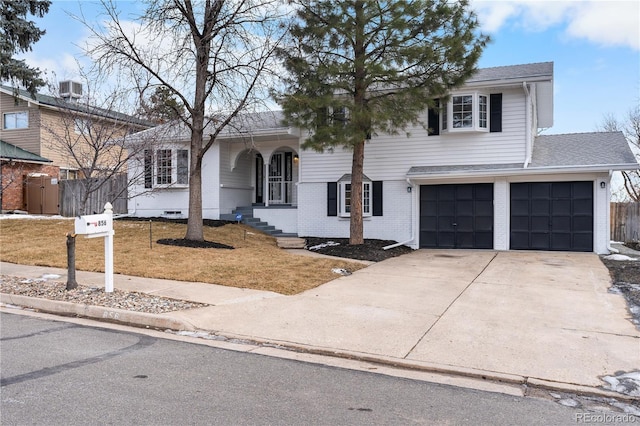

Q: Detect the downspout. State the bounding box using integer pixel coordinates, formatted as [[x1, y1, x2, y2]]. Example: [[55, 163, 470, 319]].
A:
[[523, 82, 532, 168], [606, 170, 618, 253], [383, 178, 415, 250]]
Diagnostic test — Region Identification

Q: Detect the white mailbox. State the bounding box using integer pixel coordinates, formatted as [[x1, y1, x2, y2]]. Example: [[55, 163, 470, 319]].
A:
[[75, 213, 112, 237], [73, 203, 115, 292]]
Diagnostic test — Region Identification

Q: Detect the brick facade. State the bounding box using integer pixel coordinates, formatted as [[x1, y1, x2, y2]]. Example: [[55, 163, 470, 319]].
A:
[[1, 162, 60, 211]]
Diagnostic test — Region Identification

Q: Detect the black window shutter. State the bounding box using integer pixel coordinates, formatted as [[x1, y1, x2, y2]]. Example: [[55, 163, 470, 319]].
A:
[[327, 182, 337, 216], [144, 149, 152, 189], [373, 181, 383, 216], [490, 93, 502, 133], [427, 99, 440, 136]]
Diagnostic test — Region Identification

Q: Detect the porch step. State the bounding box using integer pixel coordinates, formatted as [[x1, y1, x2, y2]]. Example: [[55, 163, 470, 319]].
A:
[[229, 206, 295, 238], [276, 237, 306, 249]]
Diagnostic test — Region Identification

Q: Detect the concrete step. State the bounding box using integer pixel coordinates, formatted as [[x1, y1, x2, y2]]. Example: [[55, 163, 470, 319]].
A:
[[276, 237, 306, 249]]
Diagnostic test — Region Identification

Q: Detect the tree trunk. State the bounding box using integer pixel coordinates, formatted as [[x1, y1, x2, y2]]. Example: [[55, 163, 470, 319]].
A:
[[349, 139, 365, 245], [66, 233, 78, 290], [185, 152, 204, 241]]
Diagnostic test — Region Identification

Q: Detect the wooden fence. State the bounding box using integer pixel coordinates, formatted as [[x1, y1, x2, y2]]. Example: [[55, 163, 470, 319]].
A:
[[610, 202, 640, 242], [59, 174, 128, 216]]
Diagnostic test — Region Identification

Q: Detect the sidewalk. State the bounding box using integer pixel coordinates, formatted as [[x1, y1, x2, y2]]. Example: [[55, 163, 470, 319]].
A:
[[2, 250, 639, 402]]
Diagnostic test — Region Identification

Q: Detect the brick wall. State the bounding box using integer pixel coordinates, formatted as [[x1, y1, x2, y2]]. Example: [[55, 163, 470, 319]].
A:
[[297, 180, 413, 244], [1, 162, 60, 211]]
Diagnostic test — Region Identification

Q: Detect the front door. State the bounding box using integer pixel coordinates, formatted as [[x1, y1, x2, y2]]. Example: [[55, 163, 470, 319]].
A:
[[268, 152, 293, 204]]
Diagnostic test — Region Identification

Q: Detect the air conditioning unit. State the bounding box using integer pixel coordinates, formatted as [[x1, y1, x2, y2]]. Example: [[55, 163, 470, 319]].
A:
[[59, 80, 82, 100]]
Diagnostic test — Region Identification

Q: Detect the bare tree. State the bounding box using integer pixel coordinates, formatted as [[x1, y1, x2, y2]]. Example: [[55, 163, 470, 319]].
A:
[[42, 77, 155, 215], [599, 106, 640, 202], [82, 0, 287, 241]]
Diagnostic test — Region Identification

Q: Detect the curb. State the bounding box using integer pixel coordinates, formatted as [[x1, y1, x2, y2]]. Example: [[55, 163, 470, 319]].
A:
[[2, 293, 636, 404], [0, 293, 196, 332]]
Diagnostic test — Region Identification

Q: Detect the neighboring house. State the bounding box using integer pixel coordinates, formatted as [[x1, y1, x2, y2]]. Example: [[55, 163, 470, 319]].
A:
[[0, 83, 151, 213], [127, 62, 639, 254]]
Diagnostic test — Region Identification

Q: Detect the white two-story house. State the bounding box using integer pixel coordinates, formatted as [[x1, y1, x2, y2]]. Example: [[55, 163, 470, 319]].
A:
[[127, 62, 638, 254]]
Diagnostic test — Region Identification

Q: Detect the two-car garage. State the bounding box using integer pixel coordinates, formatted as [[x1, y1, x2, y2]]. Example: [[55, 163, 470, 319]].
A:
[[419, 181, 594, 252]]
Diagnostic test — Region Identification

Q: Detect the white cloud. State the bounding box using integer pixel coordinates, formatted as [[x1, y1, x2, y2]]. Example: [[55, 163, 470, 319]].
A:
[[472, 0, 639, 50]]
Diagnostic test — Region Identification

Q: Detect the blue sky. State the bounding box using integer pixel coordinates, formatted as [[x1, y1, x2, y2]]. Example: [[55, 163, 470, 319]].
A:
[[20, 0, 640, 135]]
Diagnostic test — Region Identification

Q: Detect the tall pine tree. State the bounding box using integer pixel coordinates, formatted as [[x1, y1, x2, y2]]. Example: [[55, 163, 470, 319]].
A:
[[0, 0, 51, 96], [275, 0, 488, 245]]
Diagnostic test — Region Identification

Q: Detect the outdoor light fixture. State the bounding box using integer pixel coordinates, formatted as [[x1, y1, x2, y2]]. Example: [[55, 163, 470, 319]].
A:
[[293, 154, 299, 162], [600, 181, 606, 189], [407, 186, 412, 193]]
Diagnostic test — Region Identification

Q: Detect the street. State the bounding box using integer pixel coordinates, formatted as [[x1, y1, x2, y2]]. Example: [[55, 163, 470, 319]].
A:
[[0, 311, 612, 425]]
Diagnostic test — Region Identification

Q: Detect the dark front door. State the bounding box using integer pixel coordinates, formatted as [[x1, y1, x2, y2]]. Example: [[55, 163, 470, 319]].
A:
[[510, 181, 593, 252], [255, 154, 264, 204], [420, 183, 494, 249]]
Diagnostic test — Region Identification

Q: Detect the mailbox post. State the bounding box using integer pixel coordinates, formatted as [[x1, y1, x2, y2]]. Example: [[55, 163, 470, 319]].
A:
[[74, 203, 115, 292]]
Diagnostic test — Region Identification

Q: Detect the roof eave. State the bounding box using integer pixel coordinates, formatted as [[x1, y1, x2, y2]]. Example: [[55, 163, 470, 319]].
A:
[[406, 163, 638, 180]]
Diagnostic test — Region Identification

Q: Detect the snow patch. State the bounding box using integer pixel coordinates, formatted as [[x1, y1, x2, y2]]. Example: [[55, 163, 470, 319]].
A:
[[603, 254, 637, 261], [601, 371, 640, 397], [41, 274, 61, 280], [308, 241, 340, 251]]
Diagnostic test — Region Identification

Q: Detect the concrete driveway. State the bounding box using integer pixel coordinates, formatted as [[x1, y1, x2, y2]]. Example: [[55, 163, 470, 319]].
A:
[[169, 250, 640, 390]]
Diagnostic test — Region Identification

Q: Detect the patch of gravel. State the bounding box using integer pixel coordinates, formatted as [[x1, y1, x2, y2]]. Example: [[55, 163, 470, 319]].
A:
[[0, 275, 208, 314]]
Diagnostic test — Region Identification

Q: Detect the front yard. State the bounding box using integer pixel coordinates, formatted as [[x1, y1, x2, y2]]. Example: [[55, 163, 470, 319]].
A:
[[0, 218, 366, 295]]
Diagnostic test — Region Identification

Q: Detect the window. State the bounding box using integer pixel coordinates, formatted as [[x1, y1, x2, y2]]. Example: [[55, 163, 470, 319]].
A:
[[74, 118, 91, 135], [60, 169, 79, 180], [3, 112, 28, 129], [339, 181, 372, 217], [328, 180, 383, 217], [144, 148, 189, 188], [429, 92, 502, 134]]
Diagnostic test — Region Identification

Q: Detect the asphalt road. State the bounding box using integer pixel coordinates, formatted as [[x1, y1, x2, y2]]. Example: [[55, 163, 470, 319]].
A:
[[0, 311, 613, 425]]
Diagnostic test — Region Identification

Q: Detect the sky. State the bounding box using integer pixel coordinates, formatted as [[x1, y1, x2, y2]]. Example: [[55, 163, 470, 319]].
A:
[[17, 0, 640, 135]]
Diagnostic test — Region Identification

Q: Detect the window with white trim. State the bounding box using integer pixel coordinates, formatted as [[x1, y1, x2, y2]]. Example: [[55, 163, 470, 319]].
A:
[[74, 118, 91, 135], [339, 181, 371, 217], [442, 92, 490, 133], [3, 111, 28, 129], [144, 148, 189, 188]]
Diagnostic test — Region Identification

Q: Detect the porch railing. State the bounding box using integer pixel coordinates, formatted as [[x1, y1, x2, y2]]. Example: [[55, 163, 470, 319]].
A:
[[268, 179, 296, 205]]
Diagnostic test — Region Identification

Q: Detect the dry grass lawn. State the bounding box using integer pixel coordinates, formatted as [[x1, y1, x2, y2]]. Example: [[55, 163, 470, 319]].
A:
[[0, 218, 366, 295]]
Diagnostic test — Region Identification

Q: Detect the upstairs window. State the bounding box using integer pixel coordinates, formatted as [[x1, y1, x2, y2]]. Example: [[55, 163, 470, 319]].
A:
[[144, 148, 189, 188], [3, 111, 28, 130], [428, 93, 502, 135]]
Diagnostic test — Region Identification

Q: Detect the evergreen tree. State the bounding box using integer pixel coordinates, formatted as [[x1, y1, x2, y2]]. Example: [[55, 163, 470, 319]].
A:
[[275, 0, 488, 245], [0, 0, 51, 96], [138, 86, 186, 124]]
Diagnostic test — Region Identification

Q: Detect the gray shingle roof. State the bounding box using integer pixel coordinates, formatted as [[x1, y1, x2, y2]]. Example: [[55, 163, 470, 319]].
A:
[[0, 85, 153, 128], [530, 132, 638, 168], [0, 140, 52, 163], [468, 62, 553, 83]]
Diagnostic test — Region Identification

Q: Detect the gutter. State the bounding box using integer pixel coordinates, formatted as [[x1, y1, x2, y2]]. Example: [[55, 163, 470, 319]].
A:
[[383, 178, 415, 250], [522, 82, 532, 168], [406, 163, 639, 181]]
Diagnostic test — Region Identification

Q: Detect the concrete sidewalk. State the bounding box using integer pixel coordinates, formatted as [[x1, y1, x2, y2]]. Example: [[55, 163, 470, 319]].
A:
[[2, 250, 639, 400]]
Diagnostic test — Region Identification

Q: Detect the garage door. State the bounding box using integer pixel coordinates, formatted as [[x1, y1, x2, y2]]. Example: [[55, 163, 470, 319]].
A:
[[420, 184, 493, 249], [510, 181, 593, 252]]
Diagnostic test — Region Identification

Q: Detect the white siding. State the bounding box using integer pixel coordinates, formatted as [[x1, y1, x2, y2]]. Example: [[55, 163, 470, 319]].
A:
[[297, 180, 413, 243], [128, 143, 222, 219], [256, 207, 298, 234], [219, 141, 253, 214], [301, 88, 527, 182]]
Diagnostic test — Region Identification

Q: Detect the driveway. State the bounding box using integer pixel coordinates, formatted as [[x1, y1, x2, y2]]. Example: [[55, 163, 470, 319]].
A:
[[170, 250, 640, 390]]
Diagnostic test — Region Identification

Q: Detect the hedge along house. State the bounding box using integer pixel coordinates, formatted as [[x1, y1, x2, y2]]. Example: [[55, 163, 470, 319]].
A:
[[127, 62, 639, 253]]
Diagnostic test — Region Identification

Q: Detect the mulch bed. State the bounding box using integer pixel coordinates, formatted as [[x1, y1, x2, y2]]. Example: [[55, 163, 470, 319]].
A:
[[156, 238, 234, 249], [304, 237, 412, 262]]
